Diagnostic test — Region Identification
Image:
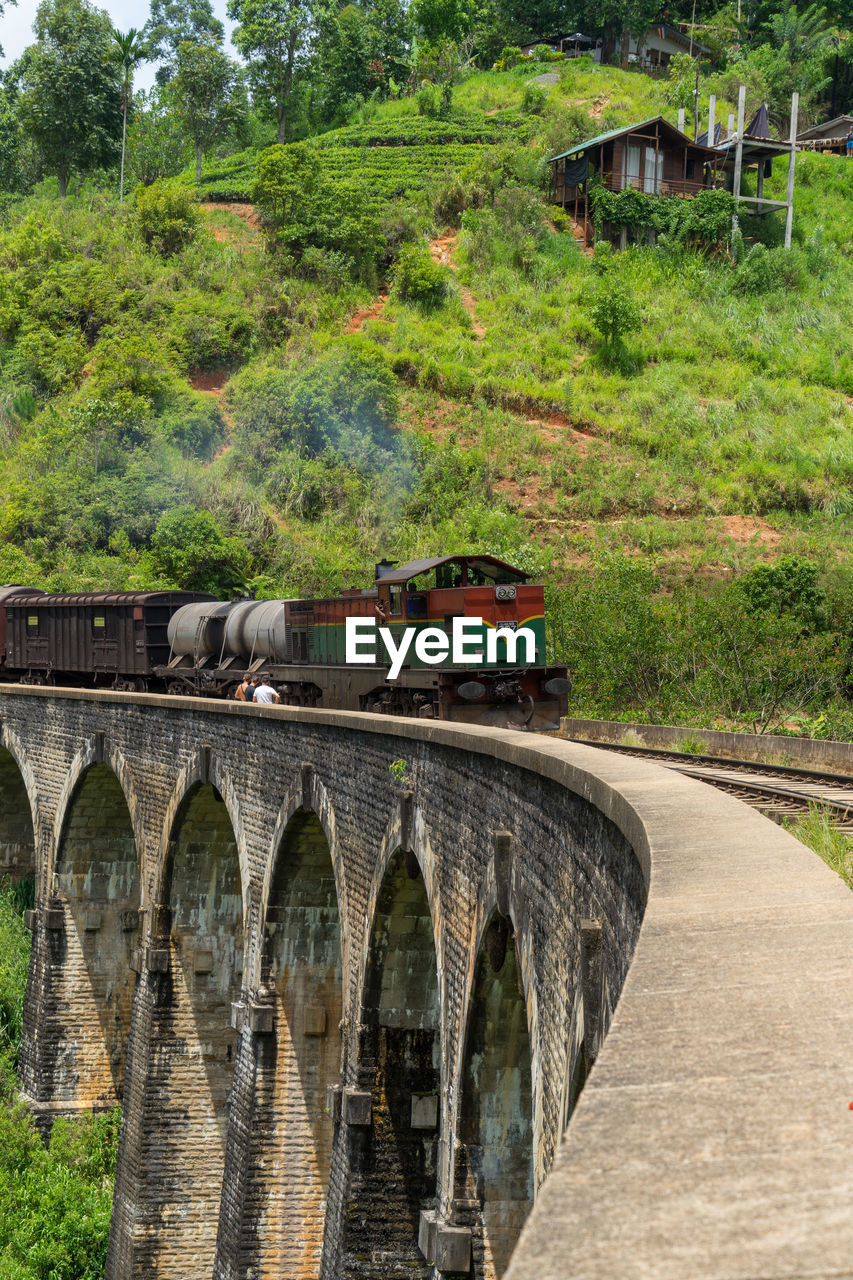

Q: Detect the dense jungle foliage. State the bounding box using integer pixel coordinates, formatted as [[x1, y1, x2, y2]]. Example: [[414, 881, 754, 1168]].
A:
[[0, 0, 853, 743]]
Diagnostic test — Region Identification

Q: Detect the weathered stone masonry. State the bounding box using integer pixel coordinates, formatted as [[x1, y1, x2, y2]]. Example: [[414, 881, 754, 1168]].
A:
[[1, 689, 648, 1280]]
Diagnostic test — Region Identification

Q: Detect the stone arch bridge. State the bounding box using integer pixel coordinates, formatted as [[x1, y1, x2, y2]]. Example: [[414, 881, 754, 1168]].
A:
[[0, 687, 851, 1280]]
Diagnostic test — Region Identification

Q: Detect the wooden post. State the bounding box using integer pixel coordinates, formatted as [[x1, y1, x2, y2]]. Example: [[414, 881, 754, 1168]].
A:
[[727, 112, 735, 140], [678, 107, 685, 133], [732, 84, 746, 237], [756, 157, 764, 202], [707, 94, 716, 145], [785, 91, 798, 248], [654, 120, 660, 193]]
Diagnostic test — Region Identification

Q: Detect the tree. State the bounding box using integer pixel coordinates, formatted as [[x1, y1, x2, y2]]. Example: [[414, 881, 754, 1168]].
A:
[[148, 506, 250, 593], [126, 85, 188, 186], [112, 27, 148, 203], [17, 0, 122, 197], [411, 0, 474, 44], [172, 40, 237, 179], [227, 0, 313, 144], [144, 0, 224, 83], [587, 283, 641, 347]]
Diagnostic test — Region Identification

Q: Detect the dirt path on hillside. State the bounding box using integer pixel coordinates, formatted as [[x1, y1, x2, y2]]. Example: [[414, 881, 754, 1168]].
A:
[[199, 202, 262, 245], [429, 232, 486, 338], [189, 367, 235, 460], [345, 292, 390, 333]]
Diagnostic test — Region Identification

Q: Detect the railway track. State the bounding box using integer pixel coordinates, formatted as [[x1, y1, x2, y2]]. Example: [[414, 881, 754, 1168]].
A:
[[570, 739, 853, 832]]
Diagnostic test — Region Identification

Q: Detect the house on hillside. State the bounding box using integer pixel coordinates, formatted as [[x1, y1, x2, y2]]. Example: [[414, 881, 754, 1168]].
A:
[[625, 24, 710, 73], [520, 33, 598, 58], [796, 114, 853, 153], [520, 24, 709, 72], [548, 117, 720, 244]]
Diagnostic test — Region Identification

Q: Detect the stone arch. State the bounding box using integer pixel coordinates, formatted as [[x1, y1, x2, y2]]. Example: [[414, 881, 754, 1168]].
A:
[[51, 738, 142, 893], [157, 749, 249, 920], [0, 739, 36, 885], [254, 766, 345, 991], [141, 772, 245, 1280], [340, 829, 442, 1279], [49, 760, 141, 1107], [241, 803, 344, 1280], [453, 899, 536, 1280]]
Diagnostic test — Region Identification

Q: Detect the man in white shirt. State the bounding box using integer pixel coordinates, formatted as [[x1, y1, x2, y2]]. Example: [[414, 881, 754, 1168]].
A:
[[252, 675, 281, 705]]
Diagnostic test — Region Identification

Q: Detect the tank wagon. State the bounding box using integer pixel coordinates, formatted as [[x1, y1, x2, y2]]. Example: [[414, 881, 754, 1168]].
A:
[[158, 555, 570, 730], [1, 589, 214, 690]]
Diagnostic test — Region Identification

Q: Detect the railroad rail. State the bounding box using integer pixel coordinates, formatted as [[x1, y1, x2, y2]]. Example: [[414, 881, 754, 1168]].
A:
[[569, 738, 853, 830]]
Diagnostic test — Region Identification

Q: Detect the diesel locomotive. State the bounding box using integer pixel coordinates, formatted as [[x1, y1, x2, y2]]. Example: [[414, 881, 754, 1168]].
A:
[[0, 555, 571, 730]]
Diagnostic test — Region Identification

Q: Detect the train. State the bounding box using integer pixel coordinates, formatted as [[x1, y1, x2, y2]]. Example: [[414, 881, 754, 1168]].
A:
[[0, 555, 571, 730]]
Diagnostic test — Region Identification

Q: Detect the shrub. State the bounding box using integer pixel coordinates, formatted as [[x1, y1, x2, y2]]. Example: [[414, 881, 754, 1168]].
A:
[[521, 81, 547, 114], [393, 241, 449, 307], [148, 506, 250, 593], [587, 283, 641, 347], [738, 555, 826, 632], [135, 181, 201, 256], [417, 80, 440, 118], [498, 46, 523, 69], [229, 343, 399, 466]]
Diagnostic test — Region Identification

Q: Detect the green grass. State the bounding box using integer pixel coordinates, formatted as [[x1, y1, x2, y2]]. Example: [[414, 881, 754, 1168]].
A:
[[1, 63, 853, 619], [786, 805, 853, 890]]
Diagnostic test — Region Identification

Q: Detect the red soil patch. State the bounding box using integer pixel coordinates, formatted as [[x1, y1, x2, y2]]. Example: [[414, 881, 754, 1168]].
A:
[[345, 292, 390, 334], [718, 515, 781, 547], [189, 368, 228, 393], [527, 411, 597, 454], [200, 201, 261, 230]]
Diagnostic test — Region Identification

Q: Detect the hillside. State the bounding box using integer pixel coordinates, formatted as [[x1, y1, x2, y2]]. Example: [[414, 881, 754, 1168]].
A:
[[2, 59, 853, 730]]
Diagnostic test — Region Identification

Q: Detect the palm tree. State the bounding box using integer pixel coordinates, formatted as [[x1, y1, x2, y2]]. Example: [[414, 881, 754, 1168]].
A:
[[112, 27, 148, 203]]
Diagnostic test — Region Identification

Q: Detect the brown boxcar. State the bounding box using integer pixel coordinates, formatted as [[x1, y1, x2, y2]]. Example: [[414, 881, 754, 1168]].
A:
[[0, 586, 43, 673], [4, 591, 214, 689]]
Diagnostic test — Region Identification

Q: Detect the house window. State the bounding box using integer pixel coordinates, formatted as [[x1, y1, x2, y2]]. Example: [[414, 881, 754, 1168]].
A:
[[622, 144, 641, 190], [644, 147, 663, 193]]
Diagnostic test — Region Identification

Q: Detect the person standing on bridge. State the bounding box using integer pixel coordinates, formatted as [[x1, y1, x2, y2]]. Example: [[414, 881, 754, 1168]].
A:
[[253, 675, 280, 705]]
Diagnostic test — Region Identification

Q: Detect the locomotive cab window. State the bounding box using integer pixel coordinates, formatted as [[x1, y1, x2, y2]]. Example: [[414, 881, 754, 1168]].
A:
[[435, 562, 463, 590], [388, 585, 403, 616]]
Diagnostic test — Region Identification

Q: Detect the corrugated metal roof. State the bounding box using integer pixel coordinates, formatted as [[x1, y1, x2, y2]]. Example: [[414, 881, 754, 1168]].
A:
[[549, 117, 661, 163], [7, 591, 215, 606]]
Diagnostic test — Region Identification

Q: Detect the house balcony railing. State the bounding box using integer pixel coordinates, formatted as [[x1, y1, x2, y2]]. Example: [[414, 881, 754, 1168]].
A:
[[600, 173, 721, 197]]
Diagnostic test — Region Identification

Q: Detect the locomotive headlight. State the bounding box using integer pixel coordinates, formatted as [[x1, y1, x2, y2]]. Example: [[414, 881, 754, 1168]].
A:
[[544, 677, 572, 696], [458, 681, 486, 700], [495, 584, 516, 601]]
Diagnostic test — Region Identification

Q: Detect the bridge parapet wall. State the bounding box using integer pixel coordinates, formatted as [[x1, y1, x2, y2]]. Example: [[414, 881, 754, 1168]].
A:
[[0, 687, 850, 1280]]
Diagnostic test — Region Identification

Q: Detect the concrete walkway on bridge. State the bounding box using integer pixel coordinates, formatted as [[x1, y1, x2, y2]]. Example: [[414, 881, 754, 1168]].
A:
[[505, 735, 853, 1280]]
